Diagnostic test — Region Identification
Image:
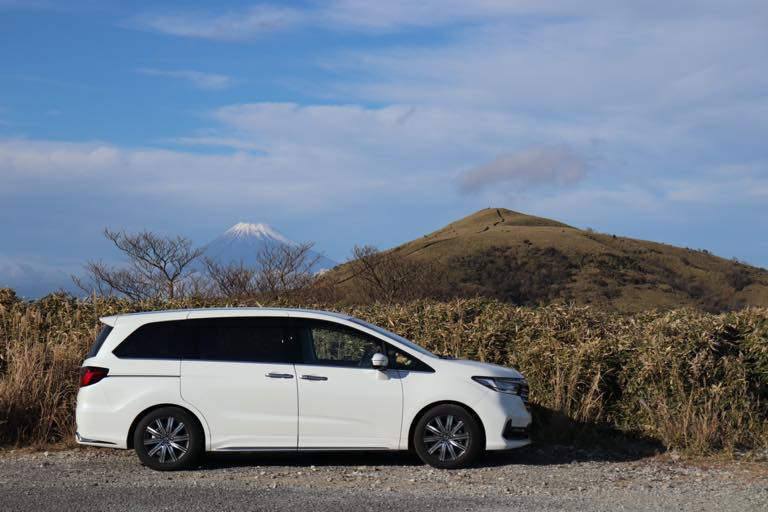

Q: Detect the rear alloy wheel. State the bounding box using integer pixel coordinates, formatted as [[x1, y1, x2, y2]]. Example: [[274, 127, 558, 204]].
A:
[[413, 404, 483, 469], [133, 407, 203, 471]]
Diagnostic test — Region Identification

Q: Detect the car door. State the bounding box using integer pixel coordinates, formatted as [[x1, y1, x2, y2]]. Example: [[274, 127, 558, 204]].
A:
[[180, 315, 298, 450], [293, 319, 403, 449]]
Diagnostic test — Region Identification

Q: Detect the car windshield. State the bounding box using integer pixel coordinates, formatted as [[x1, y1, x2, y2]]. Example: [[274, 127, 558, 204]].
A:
[[349, 318, 436, 358]]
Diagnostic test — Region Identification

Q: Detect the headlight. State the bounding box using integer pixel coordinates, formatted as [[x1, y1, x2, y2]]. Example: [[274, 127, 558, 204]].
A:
[[472, 376, 527, 399]]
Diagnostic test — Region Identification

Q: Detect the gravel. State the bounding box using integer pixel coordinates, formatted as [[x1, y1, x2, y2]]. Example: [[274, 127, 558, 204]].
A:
[[1, 446, 766, 511]]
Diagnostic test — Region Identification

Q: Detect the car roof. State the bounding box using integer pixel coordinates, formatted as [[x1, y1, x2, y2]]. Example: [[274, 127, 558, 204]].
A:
[[99, 307, 353, 327]]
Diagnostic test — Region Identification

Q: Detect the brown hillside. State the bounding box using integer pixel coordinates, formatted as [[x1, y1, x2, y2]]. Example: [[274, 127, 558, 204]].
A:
[[329, 208, 768, 312]]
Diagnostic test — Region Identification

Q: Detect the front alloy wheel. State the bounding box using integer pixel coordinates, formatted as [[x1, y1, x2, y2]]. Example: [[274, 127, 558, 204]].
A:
[[134, 407, 202, 471], [413, 404, 483, 469]]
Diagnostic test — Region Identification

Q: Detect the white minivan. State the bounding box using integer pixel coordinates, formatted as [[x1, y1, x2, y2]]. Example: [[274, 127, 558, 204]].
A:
[[76, 308, 531, 470]]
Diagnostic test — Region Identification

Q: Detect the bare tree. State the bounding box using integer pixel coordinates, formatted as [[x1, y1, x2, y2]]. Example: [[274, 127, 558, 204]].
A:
[[204, 258, 258, 298], [74, 229, 204, 301], [343, 245, 444, 303], [201, 242, 322, 300], [254, 242, 321, 299]]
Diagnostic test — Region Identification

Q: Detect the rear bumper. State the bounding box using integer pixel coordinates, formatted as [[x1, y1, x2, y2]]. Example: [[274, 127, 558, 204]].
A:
[[75, 432, 117, 446], [75, 391, 131, 448], [75, 375, 189, 450]]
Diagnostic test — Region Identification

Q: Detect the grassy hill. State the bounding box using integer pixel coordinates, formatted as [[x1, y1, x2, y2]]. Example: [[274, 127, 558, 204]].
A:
[[329, 208, 768, 312]]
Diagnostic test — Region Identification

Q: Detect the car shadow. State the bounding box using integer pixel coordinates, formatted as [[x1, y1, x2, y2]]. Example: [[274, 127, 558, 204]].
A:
[[522, 404, 664, 466], [199, 450, 422, 469], [196, 444, 656, 471]]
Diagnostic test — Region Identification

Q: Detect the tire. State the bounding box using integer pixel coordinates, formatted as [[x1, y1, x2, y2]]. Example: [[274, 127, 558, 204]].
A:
[[133, 406, 203, 471], [412, 404, 483, 469]]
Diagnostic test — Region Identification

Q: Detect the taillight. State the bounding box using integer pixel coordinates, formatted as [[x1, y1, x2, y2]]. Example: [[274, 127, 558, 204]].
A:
[[79, 366, 109, 387]]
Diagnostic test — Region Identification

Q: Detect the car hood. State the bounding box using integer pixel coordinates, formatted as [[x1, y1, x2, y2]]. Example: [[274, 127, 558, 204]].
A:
[[433, 358, 524, 379]]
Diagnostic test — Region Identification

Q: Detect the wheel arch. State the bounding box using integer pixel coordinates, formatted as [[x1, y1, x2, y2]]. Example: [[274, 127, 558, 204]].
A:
[[126, 403, 208, 450], [406, 400, 486, 451]]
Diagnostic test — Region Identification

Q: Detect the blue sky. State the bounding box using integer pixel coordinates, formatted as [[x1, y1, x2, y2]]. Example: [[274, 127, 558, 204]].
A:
[[1, 0, 767, 295]]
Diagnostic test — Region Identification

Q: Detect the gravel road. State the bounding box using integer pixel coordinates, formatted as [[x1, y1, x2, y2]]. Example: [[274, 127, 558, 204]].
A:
[[1, 446, 766, 511]]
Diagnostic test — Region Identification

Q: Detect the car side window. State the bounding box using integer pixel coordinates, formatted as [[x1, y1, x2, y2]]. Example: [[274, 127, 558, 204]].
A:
[[185, 317, 296, 363], [301, 321, 383, 368], [87, 325, 113, 358], [384, 343, 435, 372], [296, 320, 434, 371], [113, 321, 186, 359]]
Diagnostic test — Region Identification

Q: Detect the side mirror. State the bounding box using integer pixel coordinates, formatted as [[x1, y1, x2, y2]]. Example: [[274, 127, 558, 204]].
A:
[[371, 353, 389, 370]]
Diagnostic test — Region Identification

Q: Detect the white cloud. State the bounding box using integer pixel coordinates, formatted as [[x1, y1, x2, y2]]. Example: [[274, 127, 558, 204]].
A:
[[136, 68, 236, 90], [458, 147, 587, 193], [0, 139, 121, 176], [7, 92, 759, 216], [130, 0, 595, 39], [132, 1, 768, 39], [307, 2, 768, 186], [161, 136, 265, 152], [662, 162, 768, 203], [128, 3, 768, 184], [0, 101, 536, 231], [334, 13, 767, 112], [207, 102, 555, 161], [133, 5, 303, 40], [0, 133, 423, 214], [130, 1, 492, 39], [317, 0, 573, 31]]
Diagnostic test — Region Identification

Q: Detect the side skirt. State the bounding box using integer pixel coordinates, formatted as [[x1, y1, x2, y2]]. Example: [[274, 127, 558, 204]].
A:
[[213, 447, 394, 453]]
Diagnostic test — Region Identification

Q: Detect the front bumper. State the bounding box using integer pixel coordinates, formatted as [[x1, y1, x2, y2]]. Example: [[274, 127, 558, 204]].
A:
[[474, 390, 532, 450], [502, 421, 530, 441]]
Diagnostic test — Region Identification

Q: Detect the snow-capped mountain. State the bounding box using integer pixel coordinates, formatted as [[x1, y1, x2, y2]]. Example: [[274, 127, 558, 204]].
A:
[[203, 222, 337, 273]]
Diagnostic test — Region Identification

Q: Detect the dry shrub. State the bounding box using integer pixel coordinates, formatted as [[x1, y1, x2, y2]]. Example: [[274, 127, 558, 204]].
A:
[[0, 296, 97, 445], [0, 293, 766, 454], [619, 310, 768, 453]]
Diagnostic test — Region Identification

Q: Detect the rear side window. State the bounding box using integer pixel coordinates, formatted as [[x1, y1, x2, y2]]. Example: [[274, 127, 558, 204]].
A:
[[113, 321, 187, 359], [186, 317, 295, 363], [86, 325, 113, 358]]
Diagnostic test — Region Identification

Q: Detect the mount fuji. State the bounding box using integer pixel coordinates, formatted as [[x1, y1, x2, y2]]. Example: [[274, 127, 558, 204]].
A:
[[203, 222, 338, 273]]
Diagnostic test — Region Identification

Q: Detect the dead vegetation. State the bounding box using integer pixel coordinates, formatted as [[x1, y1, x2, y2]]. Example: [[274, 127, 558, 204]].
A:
[[0, 291, 766, 455]]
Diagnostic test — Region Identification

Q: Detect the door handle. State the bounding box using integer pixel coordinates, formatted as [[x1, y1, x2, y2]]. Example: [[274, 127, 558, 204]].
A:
[[300, 375, 328, 381], [265, 372, 294, 379]]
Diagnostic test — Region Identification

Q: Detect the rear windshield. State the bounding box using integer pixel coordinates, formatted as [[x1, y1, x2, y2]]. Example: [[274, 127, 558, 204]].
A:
[[86, 325, 113, 358]]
